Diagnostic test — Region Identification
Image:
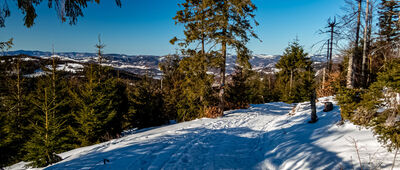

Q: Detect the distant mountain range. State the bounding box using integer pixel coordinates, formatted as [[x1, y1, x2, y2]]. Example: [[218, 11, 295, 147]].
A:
[[2, 50, 341, 77]]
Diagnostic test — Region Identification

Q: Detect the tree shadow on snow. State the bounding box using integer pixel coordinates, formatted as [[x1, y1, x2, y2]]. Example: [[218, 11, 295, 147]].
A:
[[45, 103, 352, 170]]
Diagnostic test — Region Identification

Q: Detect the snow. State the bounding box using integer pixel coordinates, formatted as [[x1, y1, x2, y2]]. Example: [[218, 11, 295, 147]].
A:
[[24, 69, 46, 78], [254, 54, 280, 60], [7, 97, 398, 170], [53, 63, 84, 73], [20, 57, 38, 61]]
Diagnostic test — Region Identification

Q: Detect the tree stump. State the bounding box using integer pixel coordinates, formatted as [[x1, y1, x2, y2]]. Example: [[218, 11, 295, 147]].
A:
[[323, 102, 333, 112]]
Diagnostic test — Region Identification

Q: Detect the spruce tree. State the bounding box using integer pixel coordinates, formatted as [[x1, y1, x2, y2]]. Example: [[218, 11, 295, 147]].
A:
[[276, 40, 313, 103], [226, 66, 252, 109], [69, 65, 118, 146], [0, 56, 30, 167], [261, 73, 280, 103], [226, 50, 264, 109], [172, 0, 219, 119], [173, 0, 259, 112], [159, 55, 184, 121], [24, 58, 70, 167], [212, 0, 259, 111], [127, 76, 166, 128], [377, 0, 399, 64], [176, 52, 215, 122]]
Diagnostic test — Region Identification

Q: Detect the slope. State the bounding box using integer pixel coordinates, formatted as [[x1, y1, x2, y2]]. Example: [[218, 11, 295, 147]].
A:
[[8, 97, 398, 170]]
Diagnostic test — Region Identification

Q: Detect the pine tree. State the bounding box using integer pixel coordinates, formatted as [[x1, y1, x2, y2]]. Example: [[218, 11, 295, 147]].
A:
[[377, 0, 400, 64], [24, 58, 69, 167], [226, 66, 252, 109], [172, 0, 259, 112], [261, 73, 280, 103], [212, 0, 259, 111], [276, 40, 313, 103], [159, 55, 184, 120], [226, 49, 264, 109], [176, 52, 215, 122], [68, 65, 118, 146], [0, 56, 30, 167], [172, 0, 219, 118], [127, 76, 166, 128], [93, 74, 128, 139]]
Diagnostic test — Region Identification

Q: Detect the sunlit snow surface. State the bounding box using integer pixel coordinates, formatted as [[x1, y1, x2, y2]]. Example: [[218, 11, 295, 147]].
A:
[[8, 97, 398, 170]]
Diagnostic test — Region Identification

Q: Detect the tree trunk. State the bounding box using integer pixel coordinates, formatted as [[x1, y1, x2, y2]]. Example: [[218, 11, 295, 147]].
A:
[[289, 69, 293, 97], [310, 90, 318, 123], [329, 26, 334, 72], [327, 39, 330, 72], [219, 3, 228, 112], [219, 38, 227, 111], [322, 68, 326, 89], [346, 53, 355, 89], [355, 0, 362, 50], [346, 0, 362, 89], [268, 75, 271, 89], [367, 3, 373, 84], [362, 0, 370, 87]]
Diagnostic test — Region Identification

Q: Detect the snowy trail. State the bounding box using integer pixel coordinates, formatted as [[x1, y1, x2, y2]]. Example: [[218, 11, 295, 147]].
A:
[[9, 97, 399, 170]]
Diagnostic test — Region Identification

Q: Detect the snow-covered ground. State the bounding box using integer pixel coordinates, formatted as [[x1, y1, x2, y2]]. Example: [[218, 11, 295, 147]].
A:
[[8, 97, 398, 170]]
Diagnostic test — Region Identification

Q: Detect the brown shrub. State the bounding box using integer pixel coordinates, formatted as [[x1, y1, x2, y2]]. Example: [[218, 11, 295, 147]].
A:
[[317, 71, 341, 97], [205, 106, 223, 118]]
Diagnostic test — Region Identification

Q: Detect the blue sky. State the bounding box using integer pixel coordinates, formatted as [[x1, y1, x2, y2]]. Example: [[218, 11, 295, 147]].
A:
[[0, 0, 345, 55]]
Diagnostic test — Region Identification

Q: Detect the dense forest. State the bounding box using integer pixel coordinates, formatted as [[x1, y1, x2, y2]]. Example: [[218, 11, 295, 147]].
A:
[[0, 0, 399, 168]]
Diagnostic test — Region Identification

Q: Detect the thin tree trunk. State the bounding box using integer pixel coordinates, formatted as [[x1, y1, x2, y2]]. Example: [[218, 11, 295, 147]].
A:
[[45, 88, 49, 142], [220, 37, 227, 111], [329, 26, 334, 72], [367, 3, 373, 84], [362, 0, 370, 87], [290, 70, 293, 97], [219, 3, 228, 112], [268, 75, 271, 89], [355, 0, 362, 51], [52, 57, 56, 100], [347, 0, 362, 89], [322, 68, 326, 89], [327, 39, 330, 71], [16, 56, 22, 130], [347, 52, 355, 89], [310, 90, 318, 123]]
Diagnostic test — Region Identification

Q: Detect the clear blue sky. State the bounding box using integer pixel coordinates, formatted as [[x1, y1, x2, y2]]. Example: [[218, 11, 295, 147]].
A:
[[0, 0, 345, 55]]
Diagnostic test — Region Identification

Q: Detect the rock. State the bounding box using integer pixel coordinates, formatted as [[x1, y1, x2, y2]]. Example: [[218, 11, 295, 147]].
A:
[[323, 102, 333, 112]]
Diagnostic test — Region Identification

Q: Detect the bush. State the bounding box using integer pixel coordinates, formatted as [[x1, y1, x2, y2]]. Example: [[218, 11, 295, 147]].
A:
[[336, 87, 364, 120]]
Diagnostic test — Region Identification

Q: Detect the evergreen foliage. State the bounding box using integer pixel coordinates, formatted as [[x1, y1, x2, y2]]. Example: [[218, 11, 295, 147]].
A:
[[24, 60, 69, 167], [226, 66, 264, 109], [378, 0, 400, 44], [127, 76, 166, 128], [226, 66, 252, 109], [275, 40, 314, 103], [159, 55, 183, 120], [0, 57, 30, 167], [176, 53, 215, 122], [68, 65, 120, 146], [261, 74, 280, 103], [338, 59, 400, 151], [361, 59, 400, 151], [172, 0, 259, 111]]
